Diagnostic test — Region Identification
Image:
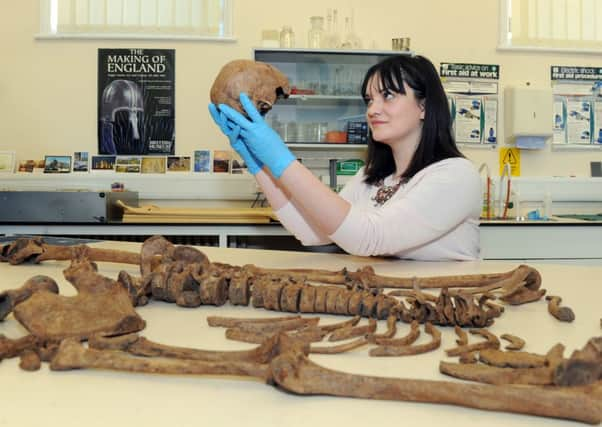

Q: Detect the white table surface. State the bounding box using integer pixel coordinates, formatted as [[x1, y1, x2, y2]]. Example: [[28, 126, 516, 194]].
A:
[[0, 241, 600, 427]]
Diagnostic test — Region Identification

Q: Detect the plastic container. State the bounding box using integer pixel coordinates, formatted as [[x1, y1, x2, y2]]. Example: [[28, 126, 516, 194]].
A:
[[325, 130, 347, 143], [261, 30, 280, 48]]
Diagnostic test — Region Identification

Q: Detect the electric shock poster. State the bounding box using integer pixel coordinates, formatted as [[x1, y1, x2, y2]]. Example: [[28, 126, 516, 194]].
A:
[[98, 49, 175, 155]]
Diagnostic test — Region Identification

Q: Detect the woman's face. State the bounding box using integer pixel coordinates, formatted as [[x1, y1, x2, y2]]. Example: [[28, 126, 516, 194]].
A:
[[364, 74, 425, 146]]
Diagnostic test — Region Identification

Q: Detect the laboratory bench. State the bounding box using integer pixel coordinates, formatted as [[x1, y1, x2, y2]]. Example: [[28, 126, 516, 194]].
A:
[[0, 240, 600, 427]]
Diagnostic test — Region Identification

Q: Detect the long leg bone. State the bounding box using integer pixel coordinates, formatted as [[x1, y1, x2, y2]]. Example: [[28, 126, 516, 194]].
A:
[[51, 338, 271, 380], [1, 237, 140, 265], [270, 335, 601, 424], [89, 333, 282, 364], [48, 331, 602, 424]]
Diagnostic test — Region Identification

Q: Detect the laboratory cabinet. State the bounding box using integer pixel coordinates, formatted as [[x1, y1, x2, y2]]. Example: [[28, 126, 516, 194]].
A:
[[254, 48, 405, 147]]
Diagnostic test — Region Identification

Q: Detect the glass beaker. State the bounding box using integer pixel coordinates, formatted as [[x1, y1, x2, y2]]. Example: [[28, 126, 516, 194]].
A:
[[308, 16, 324, 49], [279, 26, 295, 48]]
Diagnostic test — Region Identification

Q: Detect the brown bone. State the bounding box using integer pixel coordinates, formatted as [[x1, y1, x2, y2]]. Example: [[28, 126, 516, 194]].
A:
[[13, 258, 145, 341], [478, 348, 547, 368], [554, 337, 602, 386], [1, 237, 140, 266], [446, 329, 500, 357], [0, 275, 59, 320], [369, 322, 441, 357], [210, 59, 290, 116], [51, 338, 271, 380], [48, 332, 602, 424], [546, 295, 576, 322], [270, 335, 601, 424], [500, 333, 526, 351]]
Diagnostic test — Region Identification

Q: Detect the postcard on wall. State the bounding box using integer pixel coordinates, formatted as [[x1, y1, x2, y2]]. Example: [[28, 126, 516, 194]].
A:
[[167, 156, 191, 172], [141, 156, 166, 174], [44, 155, 71, 173], [193, 150, 211, 173], [17, 160, 36, 173], [33, 160, 45, 174], [73, 151, 89, 172], [213, 150, 232, 173], [115, 156, 142, 173], [97, 48, 175, 156], [0, 151, 15, 173], [91, 155, 116, 172], [231, 153, 248, 174]]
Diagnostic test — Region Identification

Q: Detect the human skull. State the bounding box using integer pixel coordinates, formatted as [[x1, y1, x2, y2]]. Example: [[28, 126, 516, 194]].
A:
[[210, 59, 290, 116]]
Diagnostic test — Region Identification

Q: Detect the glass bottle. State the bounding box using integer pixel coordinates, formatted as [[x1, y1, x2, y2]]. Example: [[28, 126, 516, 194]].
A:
[[279, 25, 295, 48], [348, 9, 362, 49], [341, 17, 353, 48], [331, 9, 341, 48], [323, 9, 335, 48], [307, 16, 324, 49]]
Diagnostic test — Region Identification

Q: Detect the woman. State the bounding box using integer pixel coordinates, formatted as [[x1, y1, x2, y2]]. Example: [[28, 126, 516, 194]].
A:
[[209, 54, 481, 260]]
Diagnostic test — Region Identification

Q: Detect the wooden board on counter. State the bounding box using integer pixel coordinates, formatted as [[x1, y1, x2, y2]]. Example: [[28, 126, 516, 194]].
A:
[[117, 200, 277, 224]]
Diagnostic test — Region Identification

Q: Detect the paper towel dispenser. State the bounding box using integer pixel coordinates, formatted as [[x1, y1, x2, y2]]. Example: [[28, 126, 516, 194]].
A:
[[504, 87, 553, 148]]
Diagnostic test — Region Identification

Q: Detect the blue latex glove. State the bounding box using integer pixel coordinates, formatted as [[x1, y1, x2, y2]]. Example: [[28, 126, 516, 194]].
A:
[[208, 103, 263, 175], [218, 93, 295, 178]]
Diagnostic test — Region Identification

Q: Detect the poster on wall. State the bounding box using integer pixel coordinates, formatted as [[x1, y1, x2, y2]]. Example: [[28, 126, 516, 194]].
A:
[[98, 48, 175, 155]]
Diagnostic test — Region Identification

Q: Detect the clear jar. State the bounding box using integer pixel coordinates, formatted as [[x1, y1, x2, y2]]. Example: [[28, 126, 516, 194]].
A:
[[279, 26, 295, 48], [307, 16, 324, 49]]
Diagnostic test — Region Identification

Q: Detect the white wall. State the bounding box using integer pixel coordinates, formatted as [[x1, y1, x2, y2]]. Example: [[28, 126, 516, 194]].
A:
[[1, 0, 601, 178]]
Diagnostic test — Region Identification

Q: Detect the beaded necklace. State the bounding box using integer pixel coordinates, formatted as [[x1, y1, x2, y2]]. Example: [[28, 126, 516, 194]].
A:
[[371, 176, 407, 207]]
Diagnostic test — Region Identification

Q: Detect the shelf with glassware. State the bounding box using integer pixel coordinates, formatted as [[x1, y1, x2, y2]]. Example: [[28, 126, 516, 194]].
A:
[[254, 48, 410, 149]]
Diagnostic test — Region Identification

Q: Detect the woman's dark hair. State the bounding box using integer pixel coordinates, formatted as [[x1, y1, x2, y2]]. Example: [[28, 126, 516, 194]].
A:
[[360, 54, 463, 185]]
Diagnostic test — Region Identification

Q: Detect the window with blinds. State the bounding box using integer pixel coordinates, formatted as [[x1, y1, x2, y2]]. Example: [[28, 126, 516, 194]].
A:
[[39, 0, 233, 40], [500, 0, 602, 51]]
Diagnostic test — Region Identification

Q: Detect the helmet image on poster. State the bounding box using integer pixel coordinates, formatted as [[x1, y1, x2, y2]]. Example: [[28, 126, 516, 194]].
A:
[[99, 79, 145, 154]]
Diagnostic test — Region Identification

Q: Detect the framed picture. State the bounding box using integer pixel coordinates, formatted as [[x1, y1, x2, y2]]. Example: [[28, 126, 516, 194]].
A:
[[17, 160, 36, 173], [91, 155, 116, 172], [193, 150, 211, 173], [166, 156, 191, 172], [0, 151, 15, 173], [141, 156, 166, 174], [213, 150, 232, 173], [73, 152, 89, 172], [44, 155, 72, 173], [115, 156, 142, 173]]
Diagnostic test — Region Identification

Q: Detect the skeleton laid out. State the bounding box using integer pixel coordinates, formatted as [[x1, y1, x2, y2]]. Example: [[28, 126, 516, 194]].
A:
[[0, 236, 600, 424]]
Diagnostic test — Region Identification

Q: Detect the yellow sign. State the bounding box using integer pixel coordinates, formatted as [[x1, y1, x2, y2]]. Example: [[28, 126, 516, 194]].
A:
[[499, 148, 520, 176]]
